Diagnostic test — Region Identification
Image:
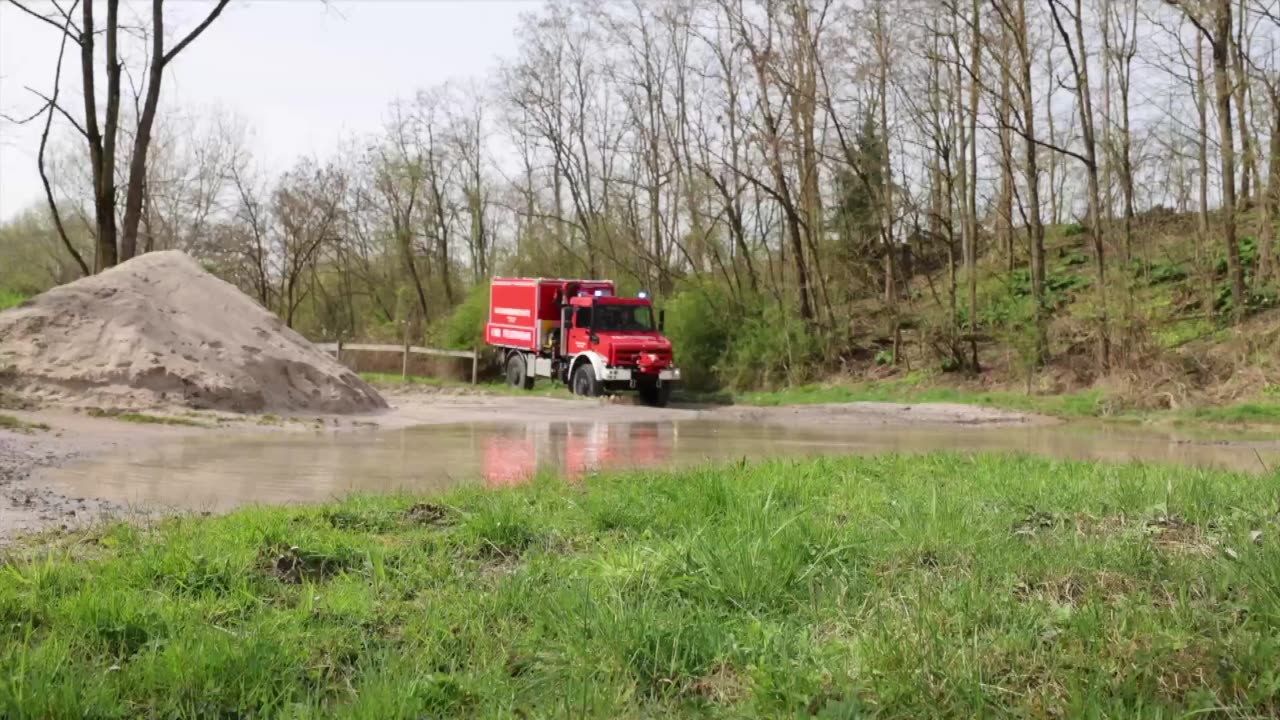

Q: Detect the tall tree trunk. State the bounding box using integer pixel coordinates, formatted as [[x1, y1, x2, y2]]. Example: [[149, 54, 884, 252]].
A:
[[119, 0, 167, 263], [1100, 0, 1116, 254], [1231, 0, 1256, 204], [1195, 35, 1214, 316], [120, 0, 229, 261], [1017, 0, 1049, 363], [1115, 1, 1137, 267], [998, 27, 1016, 274], [1050, 0, 1110, 368], [965, 0, 981, 371], [1260, 91, 1279, 283], [80, 2, 115, 271], [1211, 0, 1247, 315]]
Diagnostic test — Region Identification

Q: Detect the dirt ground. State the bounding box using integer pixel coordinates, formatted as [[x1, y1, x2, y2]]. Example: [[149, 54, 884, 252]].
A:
[[0, 389, 1040, 545]]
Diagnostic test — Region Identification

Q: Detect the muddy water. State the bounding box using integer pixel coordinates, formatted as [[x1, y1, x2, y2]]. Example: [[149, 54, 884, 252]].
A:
[[41, 420, 1280, 512]]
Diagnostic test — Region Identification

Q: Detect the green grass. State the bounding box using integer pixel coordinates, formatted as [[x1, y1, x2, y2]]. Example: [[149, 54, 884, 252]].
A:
[[734, 379, 1108, 418], [728, 378, 1280, 427], [84, 408, 208, 427], [0, 289, 28, 311], [3, 453, 1279, 717], [0, 413, 48, 433], [1178, 401, 1280, 426]]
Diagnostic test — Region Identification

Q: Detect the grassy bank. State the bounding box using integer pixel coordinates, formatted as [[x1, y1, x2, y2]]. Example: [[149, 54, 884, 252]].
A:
[[0, 414, 48, 433], [729, 377, 1108, 418], [3, 453, 1279, 717], [0, 289, 28, 312], [371, 366, 1280, 427], [732, 380, 1280, 425]]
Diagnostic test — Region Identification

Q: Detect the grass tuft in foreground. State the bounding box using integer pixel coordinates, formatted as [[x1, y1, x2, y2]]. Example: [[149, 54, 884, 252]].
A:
[[0, 414, 49, 433], [3, 453, 1279, 717], [0, 289, 28, 311], [84, 408, 207, 427]]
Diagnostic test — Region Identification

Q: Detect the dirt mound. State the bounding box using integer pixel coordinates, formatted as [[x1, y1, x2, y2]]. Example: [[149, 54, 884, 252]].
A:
[[0, 251, 386, 414]]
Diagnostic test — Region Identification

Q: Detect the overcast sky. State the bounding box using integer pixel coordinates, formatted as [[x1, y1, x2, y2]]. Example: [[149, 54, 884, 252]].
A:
[[0, 0, 532, 220]]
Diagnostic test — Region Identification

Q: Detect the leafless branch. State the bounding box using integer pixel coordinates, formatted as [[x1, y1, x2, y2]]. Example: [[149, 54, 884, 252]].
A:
[[25, 87, 88, 139], [5, 0, 81, 42], [35, 0, 90, 276], [161, 0, 231, 66]]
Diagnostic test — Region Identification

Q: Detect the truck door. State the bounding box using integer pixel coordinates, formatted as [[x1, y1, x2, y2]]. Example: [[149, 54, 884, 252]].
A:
[[568, 306, 592, 354]]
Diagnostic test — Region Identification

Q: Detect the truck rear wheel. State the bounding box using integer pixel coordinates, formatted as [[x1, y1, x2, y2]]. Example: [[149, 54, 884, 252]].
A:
[[571, 363, 601, 397], [506, 353, 535, 390], [638, 379, 671, 408]]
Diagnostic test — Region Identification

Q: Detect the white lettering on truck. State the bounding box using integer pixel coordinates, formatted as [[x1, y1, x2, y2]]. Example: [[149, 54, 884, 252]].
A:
[[493, 307, 532, 318], [490, 327, 533, 342]]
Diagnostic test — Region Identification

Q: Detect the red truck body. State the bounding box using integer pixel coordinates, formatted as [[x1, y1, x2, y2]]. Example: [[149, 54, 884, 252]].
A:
[[484, 278, 681, 406]]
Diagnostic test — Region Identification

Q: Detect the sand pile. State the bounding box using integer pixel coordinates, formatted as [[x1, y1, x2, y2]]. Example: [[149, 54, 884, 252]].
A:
[[0, 251, 386, 413]]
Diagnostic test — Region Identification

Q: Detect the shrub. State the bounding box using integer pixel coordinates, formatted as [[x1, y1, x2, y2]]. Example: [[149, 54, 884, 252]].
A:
[[0, 289, 28, 311], [661, 280, 734, 391], [721, 305, 822, 389], [434, 283, 490, 351], [663, 279, 825, 391]]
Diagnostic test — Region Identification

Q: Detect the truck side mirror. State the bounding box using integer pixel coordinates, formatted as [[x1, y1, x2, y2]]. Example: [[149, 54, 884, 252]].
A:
[[658, 309, 666, 333]]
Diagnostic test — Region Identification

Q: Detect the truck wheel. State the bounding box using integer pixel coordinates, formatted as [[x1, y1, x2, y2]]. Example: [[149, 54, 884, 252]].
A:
[[571, 363, 601, 397], [638, 380, 672, 408], [506, 353, 534, 390]]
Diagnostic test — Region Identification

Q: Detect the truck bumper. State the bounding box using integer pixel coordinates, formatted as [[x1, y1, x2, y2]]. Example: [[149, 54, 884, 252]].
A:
[[601, 367, 681, 383], [601, 368, 633, 382]]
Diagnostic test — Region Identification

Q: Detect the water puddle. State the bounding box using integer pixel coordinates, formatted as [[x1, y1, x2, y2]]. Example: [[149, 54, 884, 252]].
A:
[[43, 420, 1279, 512]]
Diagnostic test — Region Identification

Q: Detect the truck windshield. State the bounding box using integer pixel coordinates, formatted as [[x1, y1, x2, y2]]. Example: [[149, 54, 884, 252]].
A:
[[592, 304, 654, 332]]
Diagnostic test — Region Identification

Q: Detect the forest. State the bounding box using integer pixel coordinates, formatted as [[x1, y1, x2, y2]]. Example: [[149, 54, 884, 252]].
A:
[[2, 0, 1279, 399]]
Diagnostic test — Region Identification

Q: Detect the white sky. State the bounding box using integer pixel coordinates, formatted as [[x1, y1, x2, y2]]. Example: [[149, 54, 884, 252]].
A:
[[0, 0, 534, 220]]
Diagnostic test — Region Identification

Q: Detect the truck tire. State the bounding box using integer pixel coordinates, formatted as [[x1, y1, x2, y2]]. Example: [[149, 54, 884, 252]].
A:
[[571, 363, 601, 397], [638, 379, 672, 408], [506, 353, 535, 390]]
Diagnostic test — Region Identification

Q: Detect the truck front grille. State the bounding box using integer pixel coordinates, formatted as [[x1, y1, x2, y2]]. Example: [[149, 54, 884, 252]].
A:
[[613, 350, 669, 367]]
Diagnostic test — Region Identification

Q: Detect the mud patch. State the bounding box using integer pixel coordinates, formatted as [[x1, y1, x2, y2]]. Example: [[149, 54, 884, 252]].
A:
[[1013, 571, 1141, 606], [687, 663, 748, 704], [261, 543, 363, 584], [1145, 514, 1216, 557], [405, 502, 453, 527]]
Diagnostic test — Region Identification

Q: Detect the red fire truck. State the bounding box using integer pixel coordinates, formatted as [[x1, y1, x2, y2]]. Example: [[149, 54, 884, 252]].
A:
[[484, 278, 681, 406]]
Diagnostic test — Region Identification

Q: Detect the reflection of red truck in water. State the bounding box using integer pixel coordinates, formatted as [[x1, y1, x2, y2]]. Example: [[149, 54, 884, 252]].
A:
[[480, 423, 671, 486], [485, 278, 681, 406]]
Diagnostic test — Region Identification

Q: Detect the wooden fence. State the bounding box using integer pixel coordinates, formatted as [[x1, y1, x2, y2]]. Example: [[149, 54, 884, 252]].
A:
[[315, 341, 479, 384]]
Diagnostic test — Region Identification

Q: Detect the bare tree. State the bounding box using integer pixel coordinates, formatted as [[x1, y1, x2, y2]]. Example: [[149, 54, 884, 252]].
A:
[[1174, 0, 1248, 314], [1049, 0, 1111, 366], [8, 0, 231, 270]]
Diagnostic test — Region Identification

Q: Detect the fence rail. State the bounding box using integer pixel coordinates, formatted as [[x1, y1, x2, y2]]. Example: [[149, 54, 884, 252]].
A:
[[316, 341, 479, 384]]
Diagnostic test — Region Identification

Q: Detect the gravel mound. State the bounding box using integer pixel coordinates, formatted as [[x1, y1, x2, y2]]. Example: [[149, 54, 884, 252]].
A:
[[0, 251, 386, 413]]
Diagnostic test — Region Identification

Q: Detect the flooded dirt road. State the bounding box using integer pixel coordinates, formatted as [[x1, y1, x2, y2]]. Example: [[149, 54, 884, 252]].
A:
[[1, 394, 1037, 542], [39, 419, 1280, 513]]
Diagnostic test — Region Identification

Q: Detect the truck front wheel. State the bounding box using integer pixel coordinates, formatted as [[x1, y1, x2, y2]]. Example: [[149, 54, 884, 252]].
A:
[[571, 364, 601, 397], [506, 353, 535, 390], [638, 379, 672, 408]]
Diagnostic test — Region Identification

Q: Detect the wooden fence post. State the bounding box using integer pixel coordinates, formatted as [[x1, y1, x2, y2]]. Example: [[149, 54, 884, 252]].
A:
[[471, 350, 478, 385], [335, 337, 343, 366], [402, 337, 410, 384]]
